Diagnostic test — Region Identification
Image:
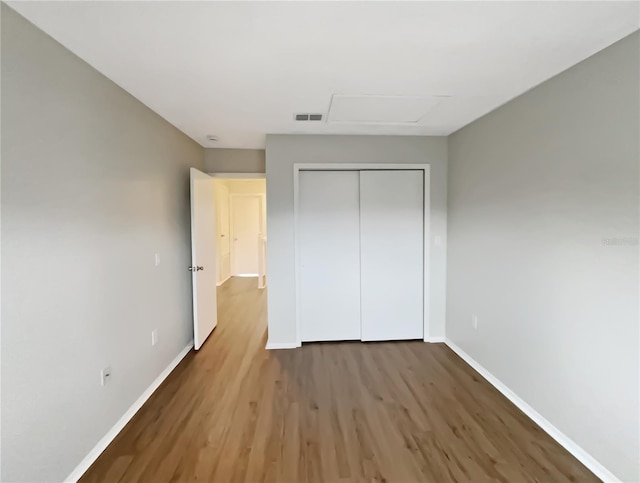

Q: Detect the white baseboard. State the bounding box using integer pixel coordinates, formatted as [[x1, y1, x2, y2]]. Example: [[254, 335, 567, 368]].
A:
[[444, 338, 620, 483], [265, 341, 300, 350], [65, 342, 194, 482], [425, 336, 446, 343], [216, 275, 231, 287]]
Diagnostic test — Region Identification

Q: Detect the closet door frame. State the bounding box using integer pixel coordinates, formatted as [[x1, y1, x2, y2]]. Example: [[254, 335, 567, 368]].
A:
[[293, 163, 431, 346]]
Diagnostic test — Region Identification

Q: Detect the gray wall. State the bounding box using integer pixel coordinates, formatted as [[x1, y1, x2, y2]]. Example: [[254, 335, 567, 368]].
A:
[[204, 148, 265, 173], [265, 135, 448, 345], [1, 6, 204, 482], [447, 32, 639, 482]]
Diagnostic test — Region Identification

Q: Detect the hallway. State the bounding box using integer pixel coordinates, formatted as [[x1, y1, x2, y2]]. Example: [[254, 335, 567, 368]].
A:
[[80, 277, 596, 482]]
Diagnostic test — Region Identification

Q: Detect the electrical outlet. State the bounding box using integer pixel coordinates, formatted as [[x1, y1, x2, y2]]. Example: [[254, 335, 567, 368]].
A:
[[154, 253, 161, 267], [101, 366, 112, 386], [472, 314, 478, 330], [151, 329, 159, 347]]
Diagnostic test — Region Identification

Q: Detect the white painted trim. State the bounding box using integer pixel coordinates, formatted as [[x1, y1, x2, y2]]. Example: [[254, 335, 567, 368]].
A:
[[258, 235, 267, 289], [208, 172, 265, 179], [421, 167, 431, 343], [293, 163, 431, 345], [426, 336, 445, 343], [228, 193, 266, 197], [293, 165, 302, 345], [265, 341, 301, 350], [444, 338, 621, 483], [216, 275, 231, 287], [65, 343, 194, 483], [295, 163, 428, 171]]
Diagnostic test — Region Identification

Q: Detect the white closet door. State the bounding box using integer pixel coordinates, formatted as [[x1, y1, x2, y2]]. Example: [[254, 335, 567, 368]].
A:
[[360, 170, 424, 341], [299, 171, 361, 341]]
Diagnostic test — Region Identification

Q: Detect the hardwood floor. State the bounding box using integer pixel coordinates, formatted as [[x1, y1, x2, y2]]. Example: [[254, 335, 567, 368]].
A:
[[80, 277, 598, 482]]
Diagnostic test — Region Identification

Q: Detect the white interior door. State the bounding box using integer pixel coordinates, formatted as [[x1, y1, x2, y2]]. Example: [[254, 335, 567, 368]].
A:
[[231, 195, 261, 276], [215, 182, 231, 284], [190, 168, 218, 350], [360, 170, 424, 341], [299, 171, 361, 341]]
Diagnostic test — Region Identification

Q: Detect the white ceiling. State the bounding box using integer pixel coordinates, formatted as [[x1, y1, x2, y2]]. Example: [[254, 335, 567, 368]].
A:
[[9, 1, 639, 149]]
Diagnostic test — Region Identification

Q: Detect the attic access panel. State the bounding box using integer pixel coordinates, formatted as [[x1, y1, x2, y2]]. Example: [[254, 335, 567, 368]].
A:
[[328, 94, 442, 124]]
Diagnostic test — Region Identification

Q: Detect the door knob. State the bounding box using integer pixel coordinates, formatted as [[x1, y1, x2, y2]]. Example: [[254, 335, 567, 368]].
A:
[[188, 266, 204, 272]]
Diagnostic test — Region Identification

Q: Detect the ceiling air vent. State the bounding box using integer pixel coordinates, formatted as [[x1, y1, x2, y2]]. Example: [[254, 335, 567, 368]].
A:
[[294, 113, 323, 121]]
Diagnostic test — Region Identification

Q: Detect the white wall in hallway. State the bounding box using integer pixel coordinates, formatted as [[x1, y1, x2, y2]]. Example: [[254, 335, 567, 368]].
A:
[[224, 179, 266, 195], [1, 6, 204, 481], [214, 180, 232, 284], [214, 179, 267, 283], [218, 179, 267, 230], [230, 195, 263, 275]]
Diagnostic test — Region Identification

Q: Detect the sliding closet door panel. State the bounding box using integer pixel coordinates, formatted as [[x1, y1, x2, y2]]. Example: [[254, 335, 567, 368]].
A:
[[299, 171, 361, 341], [360, 170, 424, 341]]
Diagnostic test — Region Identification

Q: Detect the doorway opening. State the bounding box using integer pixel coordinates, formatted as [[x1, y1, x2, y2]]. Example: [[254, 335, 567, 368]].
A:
[[189, 170, 267, 351], [213, 177, 267, 288]]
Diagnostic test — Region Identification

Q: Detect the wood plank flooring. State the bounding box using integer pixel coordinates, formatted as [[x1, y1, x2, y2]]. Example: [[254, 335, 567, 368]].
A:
[[80, 277, 598, 482]]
